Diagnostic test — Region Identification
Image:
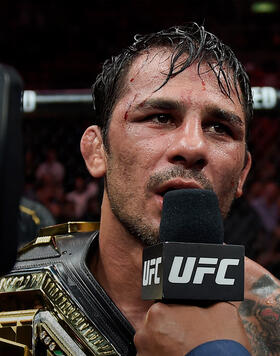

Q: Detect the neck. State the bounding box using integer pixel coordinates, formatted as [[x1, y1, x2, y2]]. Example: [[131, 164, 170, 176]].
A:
[[89, 194, 153, 330]]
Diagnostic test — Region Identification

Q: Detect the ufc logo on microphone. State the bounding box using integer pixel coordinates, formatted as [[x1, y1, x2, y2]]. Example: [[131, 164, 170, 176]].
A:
[[142, 257, 162, 286], [168, 257, 240, 285]]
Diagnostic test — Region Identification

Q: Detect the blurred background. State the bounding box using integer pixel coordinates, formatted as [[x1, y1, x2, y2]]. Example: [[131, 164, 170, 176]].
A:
[[1, 0, 280, 275]]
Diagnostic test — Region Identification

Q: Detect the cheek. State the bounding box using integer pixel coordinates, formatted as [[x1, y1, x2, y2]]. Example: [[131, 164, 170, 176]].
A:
[[113, 127, 167, 171], [108, 140, 158, 183], [210, 145, 245, 189]]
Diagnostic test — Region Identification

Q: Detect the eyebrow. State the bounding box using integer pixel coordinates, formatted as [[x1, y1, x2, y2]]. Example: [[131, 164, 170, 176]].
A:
[[133, 98, 244, 127], [134, 98, 184, 112], [206, 107, 244, 128]]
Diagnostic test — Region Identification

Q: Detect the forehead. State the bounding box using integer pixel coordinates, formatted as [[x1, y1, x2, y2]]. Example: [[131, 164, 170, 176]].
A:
[[113, 47, 244, 121]]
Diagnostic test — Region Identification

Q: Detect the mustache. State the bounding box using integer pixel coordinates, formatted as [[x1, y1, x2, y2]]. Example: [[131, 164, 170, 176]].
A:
[[147, 166, 213, 192]]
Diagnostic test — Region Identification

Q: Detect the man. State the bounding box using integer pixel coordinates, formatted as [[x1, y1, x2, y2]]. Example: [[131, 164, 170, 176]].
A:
[[80, 23, 280, 355], [1, 23, 279, 355]]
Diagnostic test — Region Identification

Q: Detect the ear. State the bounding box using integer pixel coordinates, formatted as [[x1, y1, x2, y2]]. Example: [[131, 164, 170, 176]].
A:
[[80, 125, 106, 178], [236, 151, 252, 198]]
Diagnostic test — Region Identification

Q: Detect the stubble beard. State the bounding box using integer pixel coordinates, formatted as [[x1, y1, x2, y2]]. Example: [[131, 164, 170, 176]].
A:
[[105, 163, 238, 246], [105, 175, 159, 247]]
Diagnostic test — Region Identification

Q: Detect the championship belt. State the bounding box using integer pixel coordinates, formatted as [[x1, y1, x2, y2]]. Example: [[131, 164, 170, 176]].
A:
[[0, 222, 136, 355]]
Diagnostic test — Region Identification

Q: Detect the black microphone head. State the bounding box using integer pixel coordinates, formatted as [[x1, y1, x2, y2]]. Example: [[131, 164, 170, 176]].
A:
[[159, 189, 224, 244]]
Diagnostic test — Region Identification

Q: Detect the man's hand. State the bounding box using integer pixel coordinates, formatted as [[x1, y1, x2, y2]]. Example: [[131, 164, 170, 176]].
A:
[[134, 302, 251, 356]]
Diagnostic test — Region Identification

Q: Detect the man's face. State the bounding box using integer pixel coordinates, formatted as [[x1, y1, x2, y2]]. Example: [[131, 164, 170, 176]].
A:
[[103, 48, 251, 245]]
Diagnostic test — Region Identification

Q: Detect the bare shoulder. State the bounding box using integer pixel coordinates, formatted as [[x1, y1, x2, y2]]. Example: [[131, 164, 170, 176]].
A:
[[238, 257, 280, 356]]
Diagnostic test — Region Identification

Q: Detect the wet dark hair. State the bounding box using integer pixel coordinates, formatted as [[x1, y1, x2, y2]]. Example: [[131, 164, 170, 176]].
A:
[[92, 23, 253, 146]]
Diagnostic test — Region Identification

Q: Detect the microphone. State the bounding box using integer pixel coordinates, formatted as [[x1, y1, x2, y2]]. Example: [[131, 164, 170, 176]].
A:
[[142, 189, 244, 302]]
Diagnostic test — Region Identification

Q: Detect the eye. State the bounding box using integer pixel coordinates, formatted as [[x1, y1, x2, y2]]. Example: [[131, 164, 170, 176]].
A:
[[205, 122, 233, 136], [148, 113, 173, 125]]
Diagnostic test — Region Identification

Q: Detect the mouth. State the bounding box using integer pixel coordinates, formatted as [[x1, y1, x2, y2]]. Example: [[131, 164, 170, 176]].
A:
[[156, 180, 203, 197]]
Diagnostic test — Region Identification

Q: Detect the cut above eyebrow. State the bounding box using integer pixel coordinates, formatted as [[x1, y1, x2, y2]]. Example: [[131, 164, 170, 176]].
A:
[[207, 107, 244, 127]]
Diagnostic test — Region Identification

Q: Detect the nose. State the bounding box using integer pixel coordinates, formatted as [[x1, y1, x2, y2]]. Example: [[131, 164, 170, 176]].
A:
[[166, 119, 208, 169]]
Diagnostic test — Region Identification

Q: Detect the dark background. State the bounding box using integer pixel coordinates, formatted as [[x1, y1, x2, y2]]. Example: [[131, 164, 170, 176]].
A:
[[1, 0, 279, 89]]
